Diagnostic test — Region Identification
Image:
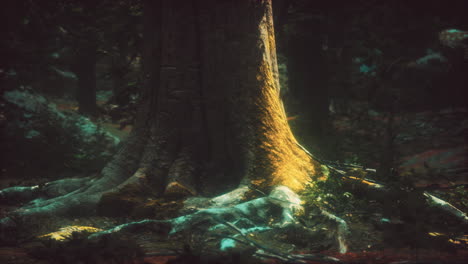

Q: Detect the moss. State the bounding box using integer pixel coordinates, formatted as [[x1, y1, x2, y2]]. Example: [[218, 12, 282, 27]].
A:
[[25, 129, 41, 139], [3, 90, 47, 112], [38, 226, 103, 241], [220, 238, 236, 251]]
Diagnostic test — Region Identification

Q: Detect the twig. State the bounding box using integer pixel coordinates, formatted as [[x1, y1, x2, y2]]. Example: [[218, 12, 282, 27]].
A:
[[213, 216, 344, 263], [296, 142, 376, 173], [212, 216, 304, 262], [247, 184, 267, 196]]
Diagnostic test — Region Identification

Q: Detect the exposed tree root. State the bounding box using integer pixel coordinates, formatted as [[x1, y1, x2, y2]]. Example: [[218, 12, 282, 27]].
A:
[[0, 130, 149, 239], [0, 177, 91, 204], [320, 210, 349, 254], [88, 185, 345, 263], [423, 192, 468, 223], [341, 175, 468, 225], [1, 139, 466, 258]]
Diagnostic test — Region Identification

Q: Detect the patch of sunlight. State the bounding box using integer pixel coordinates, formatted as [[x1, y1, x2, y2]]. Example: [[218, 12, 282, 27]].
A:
[[253, 62, 317, 191], [211, 186, 249, 206], [347, 176, 383, 188], [25, 129, 40, 139], [38, 225, 103, 241], [249, 21, 320, 193], [446, 29, 463, 33], [448, 235, 468, 245], [242, 226, 272, 234], [359, 64, 377, 74], [321, 165, 330, 178], [428, 232, 468, 245], [50, 66, 77, 79], [220, 238, 236, 251], [170, 215, 192, 234]]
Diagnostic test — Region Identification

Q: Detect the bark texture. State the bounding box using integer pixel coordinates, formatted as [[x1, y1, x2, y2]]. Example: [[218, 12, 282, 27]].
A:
[[193, 0, 322, 193], [119, 0, 322, 196], [72, 42, 98, 116], [0, 0, 320, 229]]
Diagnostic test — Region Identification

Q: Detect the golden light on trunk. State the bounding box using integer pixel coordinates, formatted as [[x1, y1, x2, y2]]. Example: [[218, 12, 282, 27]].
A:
[[246, 0, 321, 192]]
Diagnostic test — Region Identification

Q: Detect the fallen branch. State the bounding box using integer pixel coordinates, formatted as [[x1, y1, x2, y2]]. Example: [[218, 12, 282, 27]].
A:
[[213, 217, 300, 262], [298, 142, 468, 225]]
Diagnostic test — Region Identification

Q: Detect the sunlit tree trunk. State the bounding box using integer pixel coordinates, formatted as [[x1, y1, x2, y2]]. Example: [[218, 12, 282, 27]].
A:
[[120, 0, 322, 198], [0, 0, 321, 223], [81, 0, 322, 215]]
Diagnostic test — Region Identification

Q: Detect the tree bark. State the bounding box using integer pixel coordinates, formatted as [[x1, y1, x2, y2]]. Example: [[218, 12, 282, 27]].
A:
[[127, 0, 322, 196], [286, 24, 331, 157], [195, 0, 322, 193], [0, 0, 320, 230], [72, 42, 98, 116]]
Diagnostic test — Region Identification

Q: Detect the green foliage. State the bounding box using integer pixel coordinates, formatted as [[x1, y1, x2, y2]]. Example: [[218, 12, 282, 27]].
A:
[[2, 89, 118, 179], [300, 174, 367, 217], [64, 116, 118, 170], [449, 186, 468, 210]]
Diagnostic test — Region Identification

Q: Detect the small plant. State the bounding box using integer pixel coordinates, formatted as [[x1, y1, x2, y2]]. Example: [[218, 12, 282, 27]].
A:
[[300, 172, 369, 219]]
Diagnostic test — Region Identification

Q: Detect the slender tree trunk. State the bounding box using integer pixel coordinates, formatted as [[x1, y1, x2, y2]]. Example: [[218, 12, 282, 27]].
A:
[[73, 43, 98, 116], [286, 30, 330, 157]]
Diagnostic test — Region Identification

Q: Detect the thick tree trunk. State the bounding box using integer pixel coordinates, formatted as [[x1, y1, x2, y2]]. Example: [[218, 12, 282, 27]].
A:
[[194, 0, 322, 193], [117, 0, 321, 198], [0, 0, 318, 223]]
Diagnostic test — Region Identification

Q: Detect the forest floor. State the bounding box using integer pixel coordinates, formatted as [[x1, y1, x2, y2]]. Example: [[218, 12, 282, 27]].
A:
[[1, 98, 467, 263], [1, 225, 468, 264]]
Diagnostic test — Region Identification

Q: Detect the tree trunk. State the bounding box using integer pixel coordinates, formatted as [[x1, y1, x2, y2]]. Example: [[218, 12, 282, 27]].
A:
[[123, 0, 321, 197], [286, 27, 330, 157], [0, 0, 319, 222], [73, 43, 98, 116]]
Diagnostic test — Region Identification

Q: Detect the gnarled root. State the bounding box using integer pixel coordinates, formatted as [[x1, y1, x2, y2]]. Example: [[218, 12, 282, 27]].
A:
[[89, 185, 346, 262]]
